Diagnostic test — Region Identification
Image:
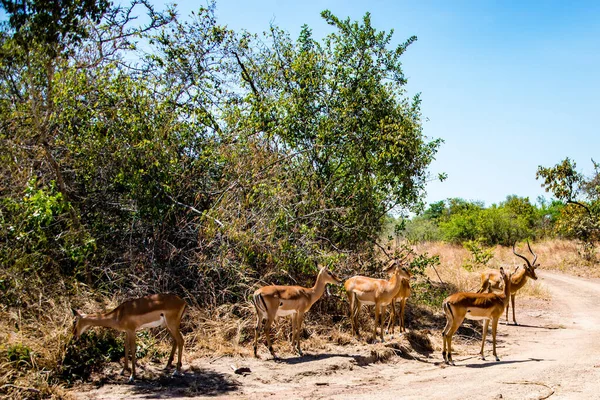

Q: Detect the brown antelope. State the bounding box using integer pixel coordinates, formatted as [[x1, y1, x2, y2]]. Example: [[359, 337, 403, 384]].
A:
[[477, 241, 539, 325], [345, 258, 412, 343], [387, 277, 411, 334], [442, 267, 512, 365], [72, 293, 187, 382], [252, 266, 342, 359]]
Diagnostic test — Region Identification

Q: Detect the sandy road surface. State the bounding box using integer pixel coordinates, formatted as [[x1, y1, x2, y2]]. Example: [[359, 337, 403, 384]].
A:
[[74, 271, 600, 400]]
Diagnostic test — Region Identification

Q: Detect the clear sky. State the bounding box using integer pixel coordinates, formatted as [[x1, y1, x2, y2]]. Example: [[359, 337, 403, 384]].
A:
[[169, 0, 598, 208]]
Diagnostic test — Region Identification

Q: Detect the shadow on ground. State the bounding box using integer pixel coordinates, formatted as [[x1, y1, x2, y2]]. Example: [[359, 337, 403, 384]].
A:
[[97, 366, 240, 398]]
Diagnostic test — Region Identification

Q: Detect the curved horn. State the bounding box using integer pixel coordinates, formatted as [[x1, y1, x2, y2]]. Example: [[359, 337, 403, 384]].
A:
[[526, 239, 538, 265], [513, 241, 532, 268]]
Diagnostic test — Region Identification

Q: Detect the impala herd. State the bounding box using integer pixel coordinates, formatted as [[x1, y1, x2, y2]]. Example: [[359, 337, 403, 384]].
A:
[[71, 241, 541, 382]]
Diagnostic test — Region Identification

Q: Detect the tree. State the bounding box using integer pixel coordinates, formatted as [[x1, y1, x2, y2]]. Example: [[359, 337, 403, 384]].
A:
[[228, 11, 442, 253], [537, 158, 600, 259]]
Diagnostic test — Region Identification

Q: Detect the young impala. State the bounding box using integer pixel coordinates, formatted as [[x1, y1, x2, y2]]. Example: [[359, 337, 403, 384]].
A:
[[478, 240, 539, 325], [252, 266, 342, 359], [345, 258, 412, 343], [72, 293, 187, 382], [442, 267, 512, 365]]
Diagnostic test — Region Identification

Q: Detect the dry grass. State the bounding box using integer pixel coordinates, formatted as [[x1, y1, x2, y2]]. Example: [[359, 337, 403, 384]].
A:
[[413, 239, 600, 300], [2, 239, 598, 395]]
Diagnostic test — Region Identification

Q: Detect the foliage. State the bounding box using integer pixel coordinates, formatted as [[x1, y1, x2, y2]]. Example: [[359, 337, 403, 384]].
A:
[[403, 196, 547, 246], [403, 216, 442, 244], [537, 158, 600, 260], [4, 343, 35, 370], [462, 239, 493, 272], [60, 330, 124, 383], [409, 251, 441, 278], [227, 12, 442, 253], [0, 0, 444, 388]]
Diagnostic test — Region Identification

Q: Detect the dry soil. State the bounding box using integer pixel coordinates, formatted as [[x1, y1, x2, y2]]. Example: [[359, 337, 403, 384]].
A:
[[72, 271, 600, 400]]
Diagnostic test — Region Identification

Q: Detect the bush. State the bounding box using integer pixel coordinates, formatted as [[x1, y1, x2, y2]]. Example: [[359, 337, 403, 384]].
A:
[[59, 330, 124, 383], [462, 239, 494, 272], [4, 343, 35, 371], [403, 217, 441, 243]]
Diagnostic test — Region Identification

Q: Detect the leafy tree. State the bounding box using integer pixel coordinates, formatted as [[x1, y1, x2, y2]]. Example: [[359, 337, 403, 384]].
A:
[[422, 200, 446, 221], [537, 158, 600, 259], [229, 11, 442, 255]]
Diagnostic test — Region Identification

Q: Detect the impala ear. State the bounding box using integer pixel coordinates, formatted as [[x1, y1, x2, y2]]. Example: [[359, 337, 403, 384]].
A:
[[71, 308, 81, 317]]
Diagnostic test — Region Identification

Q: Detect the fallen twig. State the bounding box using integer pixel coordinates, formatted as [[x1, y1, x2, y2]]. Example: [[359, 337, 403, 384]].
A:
[[0, 384, 41, 394]]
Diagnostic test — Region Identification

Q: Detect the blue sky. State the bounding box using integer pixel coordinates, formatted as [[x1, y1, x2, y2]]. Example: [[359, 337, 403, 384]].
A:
[[182, 0, 599, 208]]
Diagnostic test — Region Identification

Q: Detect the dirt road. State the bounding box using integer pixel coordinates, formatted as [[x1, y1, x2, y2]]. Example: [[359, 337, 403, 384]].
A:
[[74, 271, 600, 399]]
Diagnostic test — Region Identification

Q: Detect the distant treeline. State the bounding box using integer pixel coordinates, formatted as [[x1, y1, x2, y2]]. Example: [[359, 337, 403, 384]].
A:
[[397, 162, 600, 259], [396, 196, 563, 246]]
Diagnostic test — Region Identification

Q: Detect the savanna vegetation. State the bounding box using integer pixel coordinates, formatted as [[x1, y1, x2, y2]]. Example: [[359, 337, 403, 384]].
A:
[[0, 0, 598, 398]]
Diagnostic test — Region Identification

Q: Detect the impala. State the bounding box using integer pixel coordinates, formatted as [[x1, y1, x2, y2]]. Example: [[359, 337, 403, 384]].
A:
[[387, 276, 411, 334], [72, 293, 187, 382], [345, 258, 412, 343], [477, 240, 539, 325], [252, 266, 342, 359], [442, 267, 512, 365]]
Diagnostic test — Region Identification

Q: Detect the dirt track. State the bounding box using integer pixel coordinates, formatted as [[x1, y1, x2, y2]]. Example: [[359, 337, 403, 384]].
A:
[[74, 271, 600, 399]]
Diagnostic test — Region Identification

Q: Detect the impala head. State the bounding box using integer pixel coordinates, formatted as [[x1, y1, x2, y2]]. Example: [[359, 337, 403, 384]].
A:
[[513, 240, 539, 280], [71, 308, 89, 339], [319, 267, 342, 285], [384, 258, 412, 280]]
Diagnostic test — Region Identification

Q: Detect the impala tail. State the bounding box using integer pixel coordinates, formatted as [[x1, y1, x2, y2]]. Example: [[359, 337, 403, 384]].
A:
[[252, 292, 268, 315]]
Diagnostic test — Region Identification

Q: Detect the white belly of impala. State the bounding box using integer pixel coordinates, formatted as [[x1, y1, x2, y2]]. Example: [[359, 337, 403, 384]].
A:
[[139, 316, 165, 329], [276, 309, 297, 317], [465, 308, 492, 321], [465, 315, 491, 321]]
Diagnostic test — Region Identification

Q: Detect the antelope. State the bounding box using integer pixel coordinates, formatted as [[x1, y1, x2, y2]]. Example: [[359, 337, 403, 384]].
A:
[[345, 258, 412, 343], [72, 293, 187, 382], [442, 267, 512, 365], [387, 277, 411, 334], [477, 241, 539, 325], [252, 266, 342, 359]]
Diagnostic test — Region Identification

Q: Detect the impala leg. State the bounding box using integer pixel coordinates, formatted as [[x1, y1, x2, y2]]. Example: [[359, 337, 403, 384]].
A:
[[492, 317, 500, 361], [353, 302, 361, 337], [128, 333, 137, 383], [253, 314, 263, 358], [511, 294, 517, 325], [175, 329, 184, 375], [166, 330, 176, 369], [445, 319, 463, 366], [387, 302, 396, 335], [373, 305, 380, 343], [121, 333, 130, 375], [348, 293, 359, 337], [380, 305, 386, 342], [295, 312, 305, 356], [505, 294, 510, 323], [291, 314, 297, 348], [480, 319, 489, 360], [264, 315, 277, 359], [442, 306, 452, 364], [165, 321, 184, 375], [400, 299, 407, 332]]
